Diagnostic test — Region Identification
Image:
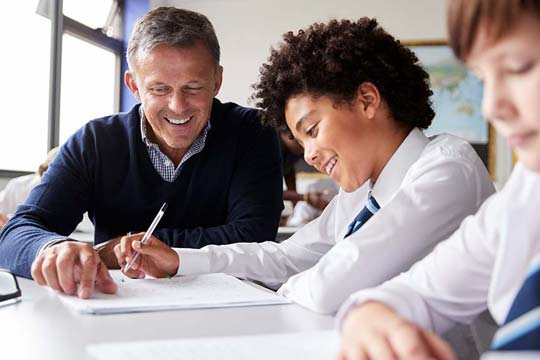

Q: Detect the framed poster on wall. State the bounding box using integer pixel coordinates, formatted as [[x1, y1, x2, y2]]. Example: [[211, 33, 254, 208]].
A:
[[405, 40, 495, 176]]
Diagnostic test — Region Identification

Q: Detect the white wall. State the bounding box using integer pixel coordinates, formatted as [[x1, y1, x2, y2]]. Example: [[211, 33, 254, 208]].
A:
[[154, 0, 447, 106]]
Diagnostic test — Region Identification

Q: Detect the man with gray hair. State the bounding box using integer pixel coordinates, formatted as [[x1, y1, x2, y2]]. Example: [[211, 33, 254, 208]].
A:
[[0, 7, 283, 299]]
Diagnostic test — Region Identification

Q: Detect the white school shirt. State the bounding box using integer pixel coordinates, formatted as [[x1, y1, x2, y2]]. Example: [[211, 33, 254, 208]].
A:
[[0, 174, 40, 217], [338, 163, 540, 333], [173, 128, 495, 314]]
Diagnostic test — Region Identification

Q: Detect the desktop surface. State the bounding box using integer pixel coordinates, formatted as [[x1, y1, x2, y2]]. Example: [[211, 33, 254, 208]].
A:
[[0, 275, 334, 360]]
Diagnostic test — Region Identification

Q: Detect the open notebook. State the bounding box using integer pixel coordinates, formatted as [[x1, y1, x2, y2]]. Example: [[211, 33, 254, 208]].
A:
[[59, 271, 290, 314], [87, 330, 339, 360]]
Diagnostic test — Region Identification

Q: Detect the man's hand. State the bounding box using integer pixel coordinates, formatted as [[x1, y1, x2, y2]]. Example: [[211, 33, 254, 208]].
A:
[[338, 302, 455, 360], [114, 233, 179, 279], [31, 242, 117, 299], [0, 212, 8, 228]]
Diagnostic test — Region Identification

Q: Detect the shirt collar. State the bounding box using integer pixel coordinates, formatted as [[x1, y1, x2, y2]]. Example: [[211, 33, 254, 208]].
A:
[[370, 127, 429, 207], [139, 106, 152, 147]]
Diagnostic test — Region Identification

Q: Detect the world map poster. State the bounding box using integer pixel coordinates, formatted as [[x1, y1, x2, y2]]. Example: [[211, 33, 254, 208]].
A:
[[411, 44, 488, 144]]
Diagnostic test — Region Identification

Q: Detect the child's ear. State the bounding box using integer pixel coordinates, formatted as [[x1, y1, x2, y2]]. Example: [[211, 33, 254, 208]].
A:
[[356, 82, 381, 119]]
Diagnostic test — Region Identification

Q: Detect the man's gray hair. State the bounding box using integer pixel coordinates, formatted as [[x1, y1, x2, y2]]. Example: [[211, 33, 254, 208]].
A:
[[127, 7, 220, 71]]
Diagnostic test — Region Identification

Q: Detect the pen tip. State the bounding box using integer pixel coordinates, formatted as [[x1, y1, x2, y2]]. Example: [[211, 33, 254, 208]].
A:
[[162, 203, 168, 212]]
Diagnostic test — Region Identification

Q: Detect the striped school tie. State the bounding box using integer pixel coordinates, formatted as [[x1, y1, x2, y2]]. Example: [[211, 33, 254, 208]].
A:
[[344, 193, 380, 238], [491, 255, 540, 350]]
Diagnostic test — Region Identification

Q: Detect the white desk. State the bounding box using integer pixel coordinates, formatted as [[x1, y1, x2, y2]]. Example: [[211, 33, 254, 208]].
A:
[[0, 276, 335, 360], [276, 226, 301, 242]]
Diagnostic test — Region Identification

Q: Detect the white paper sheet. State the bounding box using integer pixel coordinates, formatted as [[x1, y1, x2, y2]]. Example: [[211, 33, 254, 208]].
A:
[[87, 330, 339, 360], [59, 271, 290, 314]]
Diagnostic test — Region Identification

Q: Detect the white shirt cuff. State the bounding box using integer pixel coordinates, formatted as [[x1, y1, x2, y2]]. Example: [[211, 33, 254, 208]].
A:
[[173, 247, 211, 276]]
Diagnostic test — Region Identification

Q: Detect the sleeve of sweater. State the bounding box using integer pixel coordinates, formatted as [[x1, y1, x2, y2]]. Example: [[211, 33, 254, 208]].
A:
[[153, 114, 284, 248], [0, 131, 93, 278]]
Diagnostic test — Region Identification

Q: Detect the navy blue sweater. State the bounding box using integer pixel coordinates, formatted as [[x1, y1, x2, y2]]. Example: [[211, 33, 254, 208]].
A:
[[0, 100, 283, 278]]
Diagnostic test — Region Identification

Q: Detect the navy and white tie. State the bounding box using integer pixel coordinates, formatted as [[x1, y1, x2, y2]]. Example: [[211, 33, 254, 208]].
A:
[[491, 255, 540, 350], [344, 193, 380, 239]]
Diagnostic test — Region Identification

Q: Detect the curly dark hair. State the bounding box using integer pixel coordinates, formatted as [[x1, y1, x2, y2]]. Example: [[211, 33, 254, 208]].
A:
[[252, 18, 434, 130]]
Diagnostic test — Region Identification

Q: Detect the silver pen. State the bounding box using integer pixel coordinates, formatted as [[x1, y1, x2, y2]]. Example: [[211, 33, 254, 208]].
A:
[[124, 202, 168, 273]]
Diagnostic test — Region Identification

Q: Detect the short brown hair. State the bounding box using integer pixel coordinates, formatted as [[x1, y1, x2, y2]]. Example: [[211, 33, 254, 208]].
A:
[[447, 0, 540, 61], [127, 7, 220, 71], [252, 18, 434, 131]]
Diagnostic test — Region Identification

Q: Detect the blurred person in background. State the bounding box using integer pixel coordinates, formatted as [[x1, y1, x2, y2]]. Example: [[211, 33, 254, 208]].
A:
[[0, 147, 58, 229], [279, 129, 337, 226]]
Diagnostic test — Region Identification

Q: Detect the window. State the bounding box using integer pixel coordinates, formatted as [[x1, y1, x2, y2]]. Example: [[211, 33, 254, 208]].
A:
[[0, 2, 51, 172], [59, 34, 117, 144], [63, 0, 114, 30], [0, 0, 122, 173]]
